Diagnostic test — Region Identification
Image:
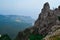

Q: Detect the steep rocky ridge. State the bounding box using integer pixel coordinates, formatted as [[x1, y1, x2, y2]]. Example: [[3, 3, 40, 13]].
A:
[[15, 2, 60, 40]]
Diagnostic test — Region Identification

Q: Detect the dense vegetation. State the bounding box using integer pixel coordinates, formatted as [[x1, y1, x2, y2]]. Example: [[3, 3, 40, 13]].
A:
[[0, 34, 11, 40], [29, 33, 44, 40]]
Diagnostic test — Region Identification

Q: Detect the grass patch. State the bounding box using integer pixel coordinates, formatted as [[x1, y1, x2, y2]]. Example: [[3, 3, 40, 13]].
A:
[[29, 34, 44, 40]]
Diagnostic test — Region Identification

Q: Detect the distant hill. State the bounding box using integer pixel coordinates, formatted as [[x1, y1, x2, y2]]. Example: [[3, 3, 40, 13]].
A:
[[0, 15, 35, 39]]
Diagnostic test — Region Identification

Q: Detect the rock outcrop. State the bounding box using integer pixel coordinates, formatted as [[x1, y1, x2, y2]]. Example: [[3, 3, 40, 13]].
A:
[[15, 2, 60, 40], [43, 25, 60, 40], [34, 2, 57, 35]]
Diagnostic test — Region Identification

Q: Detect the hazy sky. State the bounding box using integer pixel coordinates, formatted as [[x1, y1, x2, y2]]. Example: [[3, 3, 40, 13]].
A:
[[0, 0, 60, 19]]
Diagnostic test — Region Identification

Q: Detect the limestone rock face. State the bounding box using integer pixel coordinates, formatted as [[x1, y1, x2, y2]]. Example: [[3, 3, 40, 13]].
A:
[[34, 2, 57, 35], [15, 2, 60, 40]]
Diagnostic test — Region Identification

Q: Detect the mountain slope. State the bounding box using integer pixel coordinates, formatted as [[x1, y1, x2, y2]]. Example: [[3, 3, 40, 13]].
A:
[[15, 2, 60, 40]]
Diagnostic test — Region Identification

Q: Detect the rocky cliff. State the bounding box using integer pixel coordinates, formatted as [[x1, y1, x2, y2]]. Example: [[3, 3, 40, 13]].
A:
[[43, 25, 60, 40], [15, 2, 60, 40]]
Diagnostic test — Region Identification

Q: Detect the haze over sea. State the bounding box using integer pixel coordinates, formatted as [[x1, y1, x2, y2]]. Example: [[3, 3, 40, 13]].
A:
[[0, 0, 60, 19]]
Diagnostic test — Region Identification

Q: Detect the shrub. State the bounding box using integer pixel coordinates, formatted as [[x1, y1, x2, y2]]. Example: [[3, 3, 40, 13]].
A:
[[29, 34, 44, 40], [58, 16, 60, 21]]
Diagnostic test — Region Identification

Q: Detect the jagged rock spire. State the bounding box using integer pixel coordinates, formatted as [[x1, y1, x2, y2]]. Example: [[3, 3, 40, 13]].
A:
[[43, 2, 50, 10], [58, 6, 60, 10], [41, 2, 50, 13]]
